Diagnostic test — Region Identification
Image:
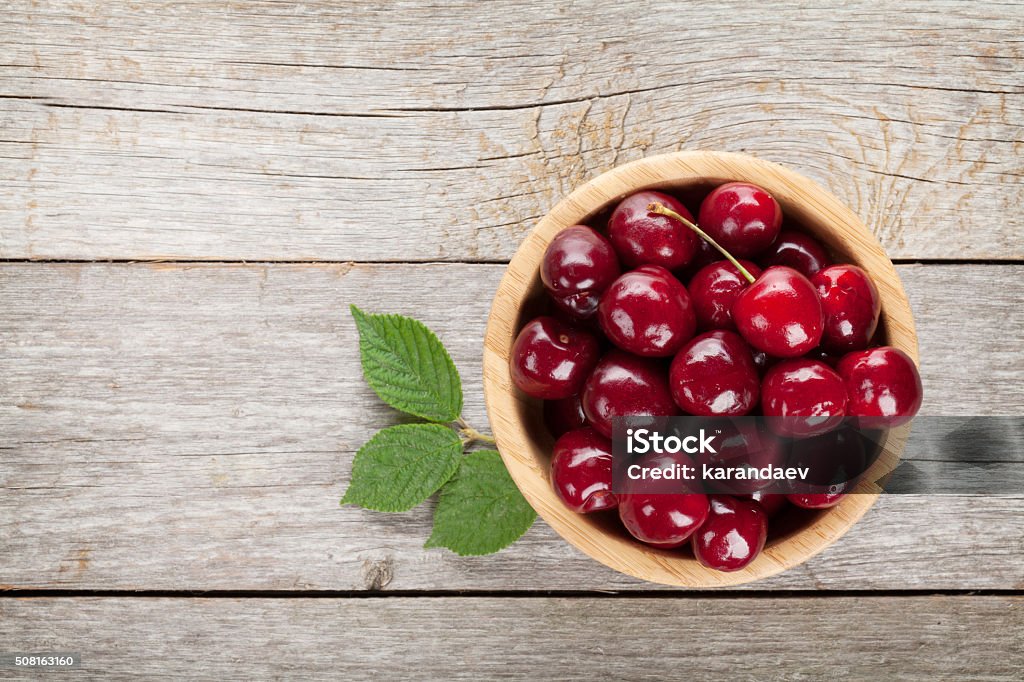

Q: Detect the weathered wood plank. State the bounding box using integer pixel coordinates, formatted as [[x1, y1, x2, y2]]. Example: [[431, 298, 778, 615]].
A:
[[1, 597, 1021, 680], [1, 263, 1022, 591], [1, 1, 1021, 260]]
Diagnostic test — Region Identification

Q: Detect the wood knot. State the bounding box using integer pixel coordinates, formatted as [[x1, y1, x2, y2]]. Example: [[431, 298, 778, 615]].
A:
[[362, 557, 394, 591]]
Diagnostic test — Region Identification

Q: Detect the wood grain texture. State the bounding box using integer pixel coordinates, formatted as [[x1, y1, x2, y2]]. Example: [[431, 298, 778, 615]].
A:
[[2, 262, 1022, 591], [1, 1, 1021, 261], [1, 597, 1021, 680]]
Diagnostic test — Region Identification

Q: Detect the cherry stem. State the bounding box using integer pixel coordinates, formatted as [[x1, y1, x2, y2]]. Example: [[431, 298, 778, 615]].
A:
[[456, 416, 496, 446], [648, 202, 757, 284]]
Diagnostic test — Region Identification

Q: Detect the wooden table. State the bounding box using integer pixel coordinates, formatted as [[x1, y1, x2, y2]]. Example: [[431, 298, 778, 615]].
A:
[[2, 1, 1022, 678]]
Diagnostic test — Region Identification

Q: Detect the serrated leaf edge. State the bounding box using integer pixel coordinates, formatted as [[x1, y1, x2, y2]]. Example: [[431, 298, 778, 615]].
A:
[[424, 450, 537, 556], [350, 305, 463, 422], [340, 423, 463, 513]]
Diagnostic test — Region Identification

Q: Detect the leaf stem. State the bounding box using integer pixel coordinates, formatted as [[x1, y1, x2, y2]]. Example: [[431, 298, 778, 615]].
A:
[[456, 416, 497, 445], [648, 202, 757, 284]]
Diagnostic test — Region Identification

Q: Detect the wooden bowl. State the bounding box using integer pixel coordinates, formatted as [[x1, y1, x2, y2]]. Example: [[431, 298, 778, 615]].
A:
[[483, 151, 919, 587]]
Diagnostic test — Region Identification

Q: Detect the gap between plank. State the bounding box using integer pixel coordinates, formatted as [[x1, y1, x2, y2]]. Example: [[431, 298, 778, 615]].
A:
[[0, 589, 1020, 600]]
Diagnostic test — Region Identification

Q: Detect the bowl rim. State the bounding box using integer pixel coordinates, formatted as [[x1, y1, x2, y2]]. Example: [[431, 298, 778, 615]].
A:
[[483, 150, 919, 587]]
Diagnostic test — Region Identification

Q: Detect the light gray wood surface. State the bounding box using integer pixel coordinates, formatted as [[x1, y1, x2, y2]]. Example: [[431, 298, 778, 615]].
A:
[[1, 0, 1021, 261], [2, 2, 1023, 678], [2, 263, 1021, 591], [1, 596, 1021, 680]]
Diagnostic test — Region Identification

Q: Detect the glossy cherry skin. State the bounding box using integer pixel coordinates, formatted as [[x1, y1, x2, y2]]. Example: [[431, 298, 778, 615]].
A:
[[760, 230, 832, 277], [608, 191, 699, 270], [541, 225, 621, 319], [689, 259, 763, 331], [745, 490, 788, 517], [762, 359, 848, 437], [618, 454, 709, 548], [510, 316, 600, 400], [581, 350, 677, 438], [669, 330, 759, 416], [692, 495, 768, 571], [550, 427, 618, 513], [813, 265, 881, 353], [597, 265, 696, 357], [787, 492, 846, 509], [836, 346, 923, 428], [698, 182, 782, 258], [619, 493, 711, 548], [733, 266, 824, 358], [543, 394, 588, 438]]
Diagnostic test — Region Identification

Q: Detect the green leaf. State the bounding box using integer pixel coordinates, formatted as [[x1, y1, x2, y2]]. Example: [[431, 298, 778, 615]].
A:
[[425, 450, 537, 556], [350, 305, 463, 422], [341, 424, 463, 512]]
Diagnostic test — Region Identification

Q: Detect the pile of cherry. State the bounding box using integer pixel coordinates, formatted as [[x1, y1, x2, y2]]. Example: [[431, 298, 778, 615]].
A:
[[510, 182, 923, 572]]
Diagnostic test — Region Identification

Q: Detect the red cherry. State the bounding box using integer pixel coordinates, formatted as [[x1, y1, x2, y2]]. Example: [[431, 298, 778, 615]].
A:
[[688, 259, 763, 330], [787, 492, 846, 509], [543, 394, 588, 439], [550, 427, 618, 513], [581, 350, 677, 438], [692, 495, 768, 571], [619, 493, 710, 548], [733, 266, 824, 358], [760, 230, 832, 277], [812, 265, 881, 353], [597, 265, 696, 357], [698, 182, 782, 257], [836, 346, 923, 427], [608, 191, 699, 270], [541, 225, 621, 319], [618, 453, 709, 548], [669, 330, 759, 416], [680, 236, 723, 279], [745, 490, 788, 517], [786, 425, 869, 497], [510, 316, 600, 400], [761, 358, 848, 438], [693, 419, 785, 495]]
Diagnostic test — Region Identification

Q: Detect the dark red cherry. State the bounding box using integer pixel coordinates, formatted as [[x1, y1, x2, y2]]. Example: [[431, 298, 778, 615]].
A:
[[785, 425, 869, 496], [692, 495, 767, 571], [679, 236, 722, 279], [543, 394, 588, 439], [745, 491, 788, 517], [813, 265, 881, 353], [762, 358, 848, 437], [597, 265, 696, 357], [688, 259, 763, 330], [751, 349, 777, 375], [541, 225, 621, 319], [760, 230, 832, 277], [619, 493, 710, 548], [550, 427, 618, 513], [618, 454, 709, 548], [787, 492, 846, 509], [608, 191, 699, 270], [510, 316, 600, 400], [806, 348, 842, 368], [698, 182, 782, 258], [669, 331, 759, 416], [836, 346, 923, 428], [733, 266, 824, 358], [581, 350, 677, 438], [693, 419, 785, 495]]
